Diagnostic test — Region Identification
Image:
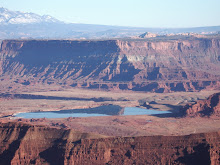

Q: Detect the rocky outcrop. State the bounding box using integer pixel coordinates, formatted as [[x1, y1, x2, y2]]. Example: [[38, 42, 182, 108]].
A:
[[182, 92, 220, 117], [0, 122, 219, 165], [139, 32, 157, 38], [0, 37, 220, 92]]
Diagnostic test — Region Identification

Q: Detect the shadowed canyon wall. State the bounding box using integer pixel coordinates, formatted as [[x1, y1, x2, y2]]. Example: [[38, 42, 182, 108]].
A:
[[1, 38, 220, 92], [0, 123, 219, 165]]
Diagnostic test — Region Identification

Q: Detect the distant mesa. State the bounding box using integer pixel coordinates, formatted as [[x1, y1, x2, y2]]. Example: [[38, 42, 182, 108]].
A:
[[181, 92, 220, 118], [139, 32, 157, 38], [138, 32, 206, 39], [175, 32, 205, 38]]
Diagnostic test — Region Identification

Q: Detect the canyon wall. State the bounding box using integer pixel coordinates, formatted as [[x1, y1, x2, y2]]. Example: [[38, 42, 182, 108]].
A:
[[0, 122, 219, 165], [0, 38, 220, 92]]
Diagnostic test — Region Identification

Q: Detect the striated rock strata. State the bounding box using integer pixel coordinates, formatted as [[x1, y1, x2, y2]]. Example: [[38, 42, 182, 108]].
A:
[[0, 122, 219, 165], [1, 37, 220, 92], [182, 92, 220, 117]]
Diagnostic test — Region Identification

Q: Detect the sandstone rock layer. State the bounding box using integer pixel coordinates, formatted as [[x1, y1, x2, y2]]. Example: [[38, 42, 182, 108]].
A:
[[0, 38, 220, 92]]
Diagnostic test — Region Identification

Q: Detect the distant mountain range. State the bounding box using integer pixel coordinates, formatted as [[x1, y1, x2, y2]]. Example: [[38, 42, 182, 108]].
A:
[[0, 7, 220, 39], [0, 7, 60, 24]]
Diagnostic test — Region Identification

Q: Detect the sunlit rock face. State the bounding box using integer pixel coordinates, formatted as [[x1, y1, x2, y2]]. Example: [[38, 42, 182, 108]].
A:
[[1, 37, 220, 92]]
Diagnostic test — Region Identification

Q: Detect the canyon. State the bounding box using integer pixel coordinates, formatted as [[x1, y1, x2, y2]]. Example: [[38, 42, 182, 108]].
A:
[[1, 36, 220, 93], [0, 89, 220, 164], [0, 36, 220, 164]]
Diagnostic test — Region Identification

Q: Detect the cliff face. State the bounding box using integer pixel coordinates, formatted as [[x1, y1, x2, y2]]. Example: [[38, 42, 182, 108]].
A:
[[0, 122, 106, 165], [1, 38, 220, 92], [0, 122, 219, 165], [182, 92, 220, 117]]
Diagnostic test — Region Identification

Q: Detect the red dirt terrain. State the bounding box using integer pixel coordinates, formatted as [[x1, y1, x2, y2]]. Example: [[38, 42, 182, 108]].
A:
[[0, 36, 220, 92], [0, 122, 219, 165]]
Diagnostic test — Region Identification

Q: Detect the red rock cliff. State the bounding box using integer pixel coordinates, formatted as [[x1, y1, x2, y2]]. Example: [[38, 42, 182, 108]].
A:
[[182, 92, 220, 117], [0, 38, 220, 92], [0, 122, 219, 165]]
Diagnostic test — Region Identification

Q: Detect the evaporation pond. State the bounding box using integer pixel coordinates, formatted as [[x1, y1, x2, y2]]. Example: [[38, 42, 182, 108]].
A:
[[15, 106, 171, 119]]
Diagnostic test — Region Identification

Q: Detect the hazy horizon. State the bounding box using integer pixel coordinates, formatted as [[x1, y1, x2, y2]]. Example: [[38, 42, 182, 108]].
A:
[[0, 0, 219, 28]]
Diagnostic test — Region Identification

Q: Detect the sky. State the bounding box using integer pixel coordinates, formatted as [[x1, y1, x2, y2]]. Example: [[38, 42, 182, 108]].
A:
[[0, 0, 219, 28]]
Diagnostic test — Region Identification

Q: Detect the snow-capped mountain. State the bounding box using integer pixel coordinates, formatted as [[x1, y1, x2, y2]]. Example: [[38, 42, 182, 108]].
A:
[[0, 7, 219, 39], [0, 7, 61, 24]]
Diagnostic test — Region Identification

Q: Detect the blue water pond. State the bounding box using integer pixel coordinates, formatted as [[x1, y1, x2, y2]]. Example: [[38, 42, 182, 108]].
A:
[[15, 106, 171, 119]]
